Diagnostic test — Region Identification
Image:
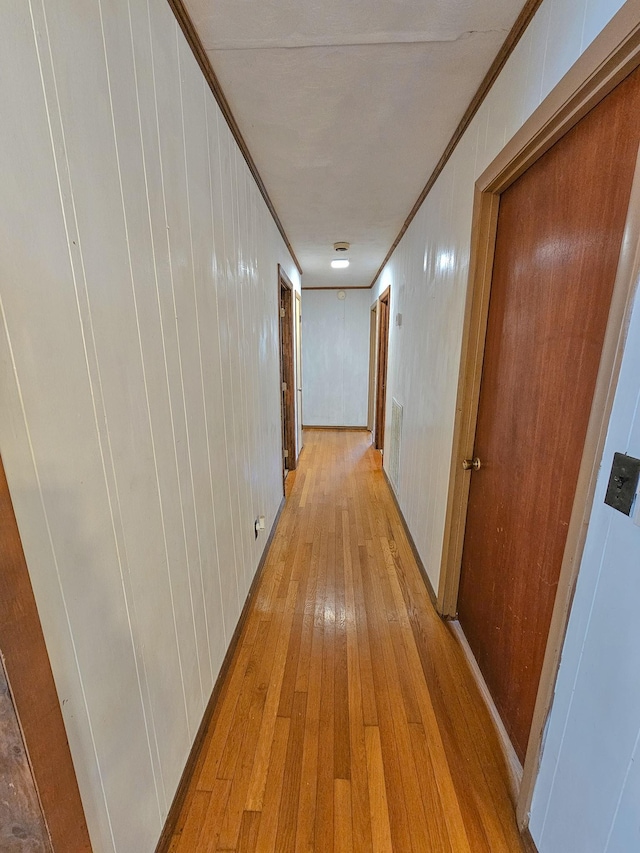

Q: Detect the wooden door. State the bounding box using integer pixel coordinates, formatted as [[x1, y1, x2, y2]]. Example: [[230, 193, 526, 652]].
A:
[[279, 267, 296, 477], [375, 288, 390, 451], [457, 66, 640, 763]]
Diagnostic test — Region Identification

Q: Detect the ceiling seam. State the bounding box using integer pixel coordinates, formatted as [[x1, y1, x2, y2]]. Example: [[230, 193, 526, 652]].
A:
[[203, 30, 511, 51]]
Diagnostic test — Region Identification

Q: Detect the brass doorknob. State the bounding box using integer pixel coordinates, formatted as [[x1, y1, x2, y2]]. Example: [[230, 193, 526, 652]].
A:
[[462, 457, 481, 471]]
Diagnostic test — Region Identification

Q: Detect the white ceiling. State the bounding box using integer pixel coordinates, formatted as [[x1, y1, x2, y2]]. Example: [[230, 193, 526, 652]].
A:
[[184, 0, 527, 288]]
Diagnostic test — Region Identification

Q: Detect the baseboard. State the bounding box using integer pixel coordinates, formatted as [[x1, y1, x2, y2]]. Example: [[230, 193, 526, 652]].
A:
[[302, 424, 370, 431], [154, 495, 286, 853], [381, 468, 438, 608], [521, 827, 540, 853], [448, 620, 523, 804]]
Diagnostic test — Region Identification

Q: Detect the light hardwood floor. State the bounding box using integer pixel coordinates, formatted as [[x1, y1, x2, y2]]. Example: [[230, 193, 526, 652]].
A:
[[168, 429, 527, 852]]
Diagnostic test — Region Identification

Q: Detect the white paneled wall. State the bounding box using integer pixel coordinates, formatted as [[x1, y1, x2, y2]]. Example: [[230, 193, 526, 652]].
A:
[[302, 288, 371, 427], [0, 1, 299, 851], [373, 0, 628, 592]]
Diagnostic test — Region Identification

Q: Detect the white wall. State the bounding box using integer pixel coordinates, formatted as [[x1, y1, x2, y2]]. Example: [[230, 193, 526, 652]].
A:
[[372, 0, 628, 592], [301, 288, 371, 427], [0, 1, 299, 852], [530, 284, 640, 852]]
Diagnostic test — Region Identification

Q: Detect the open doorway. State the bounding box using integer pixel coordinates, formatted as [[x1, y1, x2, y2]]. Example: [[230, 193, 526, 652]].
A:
[[374, 286, 390, 452], [278, 266, 296, 483]]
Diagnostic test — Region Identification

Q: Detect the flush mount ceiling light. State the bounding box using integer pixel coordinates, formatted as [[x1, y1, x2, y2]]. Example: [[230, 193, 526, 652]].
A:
[[331, 259, 349, 269]]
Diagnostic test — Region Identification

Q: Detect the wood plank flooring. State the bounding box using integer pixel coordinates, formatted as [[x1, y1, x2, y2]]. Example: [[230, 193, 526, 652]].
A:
[[168, 429, 527, 853]]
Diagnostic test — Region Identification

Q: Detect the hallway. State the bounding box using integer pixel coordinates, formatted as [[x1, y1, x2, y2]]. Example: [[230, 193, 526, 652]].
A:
[[168, 430, 527, 852]]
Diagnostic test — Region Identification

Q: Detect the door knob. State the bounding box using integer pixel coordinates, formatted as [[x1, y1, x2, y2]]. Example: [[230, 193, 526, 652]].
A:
[[462, 457, 481, 471]]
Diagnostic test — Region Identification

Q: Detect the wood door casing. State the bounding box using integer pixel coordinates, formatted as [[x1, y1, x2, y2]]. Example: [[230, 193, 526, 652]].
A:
[[0, 456, 92, 851], [375, 289, 390, 451], [0, 657, 51, 851], [457, 66, 640, 762]]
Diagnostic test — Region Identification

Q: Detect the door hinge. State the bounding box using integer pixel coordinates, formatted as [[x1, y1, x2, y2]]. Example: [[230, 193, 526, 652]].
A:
[[282, 381, 287, 392], [284, 449, 289, 458], [280, 306, 286, 318]]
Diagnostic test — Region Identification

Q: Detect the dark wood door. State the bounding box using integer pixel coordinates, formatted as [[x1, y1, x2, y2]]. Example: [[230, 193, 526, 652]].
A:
[[279, 271, 296, 475], [458, 66, 640, 762], [375, 289, 390, 451]]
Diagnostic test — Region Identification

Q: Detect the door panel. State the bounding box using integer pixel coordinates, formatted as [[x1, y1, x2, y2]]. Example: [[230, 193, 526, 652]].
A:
[[458, 66, 640, 762], [279, 276, 296, 475], [375, 290, 390, 451]]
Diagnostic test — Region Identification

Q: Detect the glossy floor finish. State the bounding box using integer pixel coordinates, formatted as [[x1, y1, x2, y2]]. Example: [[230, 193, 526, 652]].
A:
[[169, 429, 527, 852]]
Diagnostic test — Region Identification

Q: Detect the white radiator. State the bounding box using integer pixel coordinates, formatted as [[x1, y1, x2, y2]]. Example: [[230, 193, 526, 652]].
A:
[[388, 398, 403, 494]]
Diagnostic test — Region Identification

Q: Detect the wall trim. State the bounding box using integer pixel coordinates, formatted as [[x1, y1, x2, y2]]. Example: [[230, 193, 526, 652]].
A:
[[368, 0, 545, 289], [448, 620, 523, 803], [155, 495, 286, 853], [166, 0, 302, 276], [436, 0, 640, 830]]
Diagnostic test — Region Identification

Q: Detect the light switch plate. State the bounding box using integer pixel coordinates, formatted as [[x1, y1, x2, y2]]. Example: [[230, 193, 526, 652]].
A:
[[604, 452, 640, 516]]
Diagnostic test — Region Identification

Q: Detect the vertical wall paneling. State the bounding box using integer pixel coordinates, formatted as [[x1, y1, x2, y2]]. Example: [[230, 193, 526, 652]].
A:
[[0, 0, 300, 850], [209, 105, 242, 623]]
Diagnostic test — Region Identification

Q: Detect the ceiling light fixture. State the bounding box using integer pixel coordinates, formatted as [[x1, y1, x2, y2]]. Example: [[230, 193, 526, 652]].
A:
[[331, 259, 350, 269]]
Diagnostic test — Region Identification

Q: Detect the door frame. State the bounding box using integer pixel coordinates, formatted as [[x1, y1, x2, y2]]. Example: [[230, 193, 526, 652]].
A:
[[367, 301, 379, 432], [374, 286, 391, 451], [0, 456, 92, 850], [437, 2, 640, 827], [294, 290, 303, 461], [278, 265, 297, 483]]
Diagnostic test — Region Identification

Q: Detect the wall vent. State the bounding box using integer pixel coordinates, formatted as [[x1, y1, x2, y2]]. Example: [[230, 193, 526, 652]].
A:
[[388, 398, 403, 494]]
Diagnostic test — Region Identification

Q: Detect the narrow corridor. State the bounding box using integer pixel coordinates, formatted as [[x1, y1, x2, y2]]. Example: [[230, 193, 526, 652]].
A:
[[168, 430, 527, 852]]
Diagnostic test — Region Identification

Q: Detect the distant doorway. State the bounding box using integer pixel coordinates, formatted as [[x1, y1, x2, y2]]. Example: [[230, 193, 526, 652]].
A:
[[367, 302, 378, 432], [294, 291, 303, 460], [374, 287, 390, 451], [278, 266, 296, 482]]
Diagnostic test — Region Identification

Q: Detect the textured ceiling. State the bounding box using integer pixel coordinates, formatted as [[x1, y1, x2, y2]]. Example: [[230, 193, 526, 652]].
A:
[[183, 0, 527, 287]]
